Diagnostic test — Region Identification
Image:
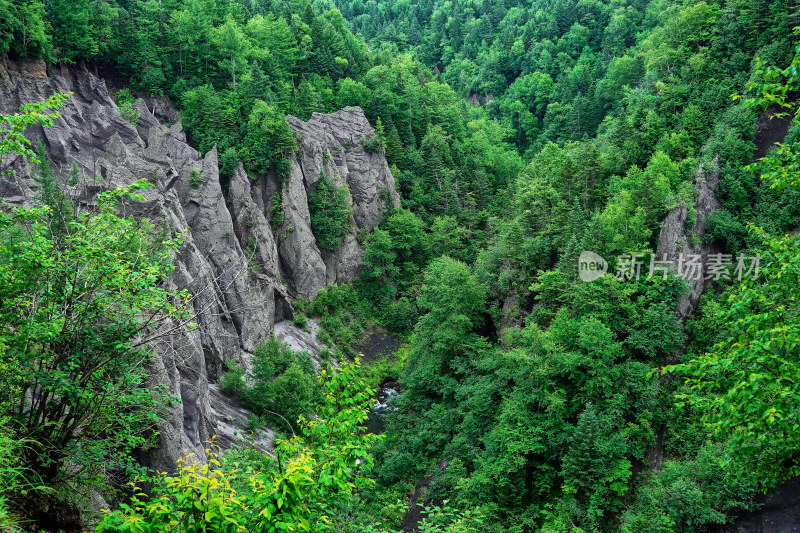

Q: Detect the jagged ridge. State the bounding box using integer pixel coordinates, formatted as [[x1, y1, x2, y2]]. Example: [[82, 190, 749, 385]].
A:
[[0, 59, 399, 471]]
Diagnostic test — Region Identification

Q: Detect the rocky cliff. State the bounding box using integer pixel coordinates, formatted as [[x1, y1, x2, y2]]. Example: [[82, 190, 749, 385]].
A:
[[647, 109, 800, 533], [655, 156, 723, 324], [260, 108, 400, 298], [0, 59, 398, 470]]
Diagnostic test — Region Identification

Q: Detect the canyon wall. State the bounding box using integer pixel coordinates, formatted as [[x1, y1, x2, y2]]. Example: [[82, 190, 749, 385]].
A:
[[0, 59, 398, 470]]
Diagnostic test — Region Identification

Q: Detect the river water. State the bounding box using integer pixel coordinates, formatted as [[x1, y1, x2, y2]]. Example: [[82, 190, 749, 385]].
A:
[[366, 379, 400, 434]]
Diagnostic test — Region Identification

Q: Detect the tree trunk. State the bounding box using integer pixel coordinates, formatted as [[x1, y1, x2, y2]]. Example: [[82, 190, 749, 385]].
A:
[[231, 54, 237, 90]]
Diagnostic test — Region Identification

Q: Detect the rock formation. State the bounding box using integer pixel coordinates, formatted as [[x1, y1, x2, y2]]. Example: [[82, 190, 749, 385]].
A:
[[0, 59, 398, 470], [645, 109, 787, 483], [643, 159, 723, 472], [655, 156, 723, 323], [275, 108, 400, 298]]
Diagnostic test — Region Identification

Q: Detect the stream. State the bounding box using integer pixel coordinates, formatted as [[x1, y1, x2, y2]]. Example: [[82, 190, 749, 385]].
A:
[[366, 379, 400, 434]]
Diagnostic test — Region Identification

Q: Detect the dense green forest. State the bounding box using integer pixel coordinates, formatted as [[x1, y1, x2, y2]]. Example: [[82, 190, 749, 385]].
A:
[[2, 0, 800, 531]]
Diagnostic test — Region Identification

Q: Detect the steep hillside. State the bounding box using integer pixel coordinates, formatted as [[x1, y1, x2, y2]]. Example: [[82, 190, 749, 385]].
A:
[[1, 0, 800, 531], [0, 58, 398, 471]]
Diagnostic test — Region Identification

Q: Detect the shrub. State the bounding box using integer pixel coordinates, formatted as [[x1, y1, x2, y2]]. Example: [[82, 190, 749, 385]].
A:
[[115, 88, 140, 127], [384, 297, 418, 335], [138, 67, 166, 95], [219, 147, 239, 177], [293, 312, 308, 329], [0, 179, 186, 499], [270, 191, 283, 227], [219, 359, 245, 395], [233, 337, 320, 433], [240, 100, 297, 175], [189, 168, 202, 188], [98, 363, 380, 533], [363, 135, 384, 153], [308, 172, 352, 251], [308, 284, 370, 357]]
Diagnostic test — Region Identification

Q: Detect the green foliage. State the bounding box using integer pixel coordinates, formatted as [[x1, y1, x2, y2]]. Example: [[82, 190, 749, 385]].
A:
[[0, 92, 70, 166], [180, 85, 240, 157], [221, 337, 319, 434], [381, 209, 429, 293], [4, 2, 799, 530], [270, 191, 284, 227], [293, 312, 308, 329], [189, 168, 202, 189], [373, 262, 687, 530], [0, 97, 186, 522], [620, 442, 756, 532], [115, 88, 140, 127], [308, 172, 353, 251], [0, 0, 50, 58], [417, 503, 485, 533], [218, 359, 245, 396], [245, 237, 262, 274], [240, 100, 297, 175], [46, 0, 115, 63], [743, 43, 800, 190], [363, 135, 384, 153], [665, 46, 800, 492], [0, 178, 187, 498], [665, 227, 800, 490], [68, 160, 81, 186], [358, 344, 409, 393], [98, 362, 381, 533], [219, 147, 239, 178], [358, 228, 399, 309], [0, 421, 37, 530], [404, 257, 487, 401], [30, 140, 74, 238], [307, 284, 371, 357]]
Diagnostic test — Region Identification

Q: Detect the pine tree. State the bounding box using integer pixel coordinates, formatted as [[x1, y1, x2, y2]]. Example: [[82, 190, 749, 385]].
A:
[[0, 0, 50, 58], [47, 0, 98, 62], [296, 79, 319, 119], [384, 125, 405, 168], [561, 404, 604, 497], [214, 15, 247, 90]]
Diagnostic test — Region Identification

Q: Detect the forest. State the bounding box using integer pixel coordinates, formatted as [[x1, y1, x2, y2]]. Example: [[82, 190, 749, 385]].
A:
[[1, 0, 800, 531]]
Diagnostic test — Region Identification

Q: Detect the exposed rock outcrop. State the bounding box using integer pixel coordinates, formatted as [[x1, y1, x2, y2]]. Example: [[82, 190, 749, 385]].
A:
[[274, 319, 330, 369], [0, 59, 398, 470], [655, 156, 723, 323], [643, 158, 724, 472], [645, 108, 791, 496], [274, 108, 400, 298]]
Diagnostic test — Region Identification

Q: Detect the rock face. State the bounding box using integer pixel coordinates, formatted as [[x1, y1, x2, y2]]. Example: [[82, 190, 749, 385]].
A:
[[275, 108, 400, 298], [655, 157, 723, 323], [0, 59, 398, 470], [644, 160, 723, 472], [646, 108, 790, 502]]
